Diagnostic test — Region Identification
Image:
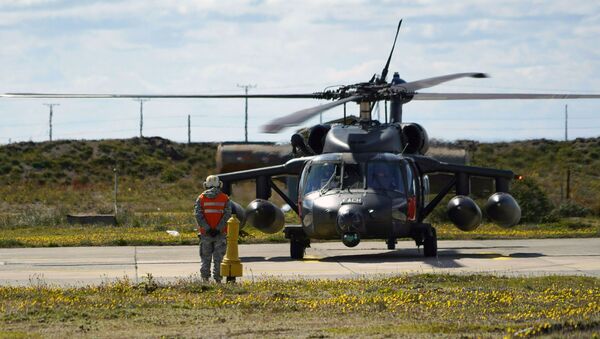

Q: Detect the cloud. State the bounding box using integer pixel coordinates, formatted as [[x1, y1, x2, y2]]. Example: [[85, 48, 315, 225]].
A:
[[0, 0, 599, 143]]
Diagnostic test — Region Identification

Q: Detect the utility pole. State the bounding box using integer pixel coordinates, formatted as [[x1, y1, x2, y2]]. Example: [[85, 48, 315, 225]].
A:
[[44, 103, 60, 141], [113, 167, 118, 216], [566, 167, 571, 201], [133, 99, 149, 138], [564, 104, 568, 141], [564, 105, 571, 202], [237, 84, 256, 143], [187, 114, 191, 145]]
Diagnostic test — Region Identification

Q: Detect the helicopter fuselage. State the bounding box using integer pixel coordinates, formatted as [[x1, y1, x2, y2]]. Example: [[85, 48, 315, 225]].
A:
[[297, 152, 422, 243], [220, 121, 520, 258]]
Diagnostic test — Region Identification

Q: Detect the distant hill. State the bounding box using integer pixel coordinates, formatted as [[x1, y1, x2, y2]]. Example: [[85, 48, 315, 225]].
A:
[[1, 136, 599, 213], [0, 137, 216, 185], [467, 137, 600, 213]]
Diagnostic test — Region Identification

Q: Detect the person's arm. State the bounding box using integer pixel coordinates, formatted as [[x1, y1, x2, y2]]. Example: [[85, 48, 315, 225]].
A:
[[215, 200, 233, 232], [194, 196, 210, 234]]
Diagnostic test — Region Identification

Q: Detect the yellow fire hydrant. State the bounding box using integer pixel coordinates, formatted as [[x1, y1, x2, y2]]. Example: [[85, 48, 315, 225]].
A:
[[220, 216, 243, 282]]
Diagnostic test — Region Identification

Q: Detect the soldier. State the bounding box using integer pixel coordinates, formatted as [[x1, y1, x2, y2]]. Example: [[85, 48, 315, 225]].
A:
[[194, 175, 232, 283]]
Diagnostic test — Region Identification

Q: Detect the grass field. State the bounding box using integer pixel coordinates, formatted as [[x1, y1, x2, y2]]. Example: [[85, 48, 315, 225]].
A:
[[1, 274, 598, 338], [1, 137, 599, 249], [0, 217, 598, 248]]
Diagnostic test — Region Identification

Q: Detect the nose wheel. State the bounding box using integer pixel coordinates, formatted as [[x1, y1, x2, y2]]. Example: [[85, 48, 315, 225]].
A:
[[284, 226, 310, 260], [290, 239, 306, 260], [386, 237, 397, 250], [290, 236, 310, 260]]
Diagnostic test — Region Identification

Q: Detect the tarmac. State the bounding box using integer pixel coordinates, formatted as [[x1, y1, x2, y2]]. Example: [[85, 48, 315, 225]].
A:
[[1, 238, 599, 286]]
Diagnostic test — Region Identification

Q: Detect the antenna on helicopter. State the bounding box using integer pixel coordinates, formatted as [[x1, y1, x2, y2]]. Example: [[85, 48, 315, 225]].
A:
[[367, 19, 403, 118], [380, 18, 405, 122], [379, 19, 402, 84]]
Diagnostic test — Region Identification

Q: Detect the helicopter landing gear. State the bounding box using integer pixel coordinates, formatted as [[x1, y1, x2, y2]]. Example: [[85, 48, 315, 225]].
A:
[[284, 226, 310, 260], [423, 227, 437, 257], [288, 234, 310, 260], [386, 237, 397, 250], [290, 237, 310, 260], [412, 224, 437, 257], [290, 239, 305, 260]]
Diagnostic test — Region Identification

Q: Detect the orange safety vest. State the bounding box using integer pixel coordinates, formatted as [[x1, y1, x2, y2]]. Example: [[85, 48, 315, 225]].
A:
[[198, 192, 229, 235]]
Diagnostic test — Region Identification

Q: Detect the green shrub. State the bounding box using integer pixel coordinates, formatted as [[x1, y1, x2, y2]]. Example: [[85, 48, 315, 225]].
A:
[[98, 144, 113, 154], [424, 196, 452, 223], [0, 164, 11, 175], [0, 206, 68, 227], [58, 159, 75, 170], [510, 178, 555, 223], [91, 156, 114, 167], [140, 159, 164, 176], [31, 160, 50, 169], [161, 167, 185, 183], [552, 201, 591, 218]]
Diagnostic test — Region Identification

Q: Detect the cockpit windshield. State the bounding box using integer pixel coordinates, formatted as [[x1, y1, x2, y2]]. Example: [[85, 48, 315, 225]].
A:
[[303, 162, 340, 194], [367, 161, 405, 193], [303, 160, 407, 194]]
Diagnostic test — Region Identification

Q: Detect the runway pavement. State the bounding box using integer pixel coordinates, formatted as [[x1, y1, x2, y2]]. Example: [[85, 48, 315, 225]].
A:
[[1, 238, 599, 286]]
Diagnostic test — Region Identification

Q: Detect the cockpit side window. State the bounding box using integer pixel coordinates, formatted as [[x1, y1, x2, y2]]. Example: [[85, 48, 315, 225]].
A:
[[302, 162, 340, 194], [367, 161, 404, 193]]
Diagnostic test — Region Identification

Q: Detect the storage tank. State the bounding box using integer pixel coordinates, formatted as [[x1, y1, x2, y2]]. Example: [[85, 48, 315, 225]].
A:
[[216, 143, 293, 173]]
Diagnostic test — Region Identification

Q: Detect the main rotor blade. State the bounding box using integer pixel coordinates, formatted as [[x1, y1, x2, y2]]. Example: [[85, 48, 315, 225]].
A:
[[413, 92, 600, 100], [261, 95, 361, 133], [393, 73, 488, 92], [380, 19, 402, 83], [0, 93, 320, 99]]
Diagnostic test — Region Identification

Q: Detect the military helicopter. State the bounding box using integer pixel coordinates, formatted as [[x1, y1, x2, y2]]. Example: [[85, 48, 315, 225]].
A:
[[3, 20, 600, 259], [212, 20, 600, 259]]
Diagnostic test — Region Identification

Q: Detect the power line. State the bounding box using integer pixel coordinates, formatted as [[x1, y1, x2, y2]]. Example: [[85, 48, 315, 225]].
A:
[[441, 83, 600, 94], [3, 114, 599, 129], [2, 123, 598, 140], [415, 116, 600, 122], [0, 114, 209, 128], [428, 126, 600, 131]]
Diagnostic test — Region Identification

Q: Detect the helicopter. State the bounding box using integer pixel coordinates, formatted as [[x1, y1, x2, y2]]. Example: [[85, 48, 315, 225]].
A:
[[212, 20, 600, 259], [2, 20, 600, 259]]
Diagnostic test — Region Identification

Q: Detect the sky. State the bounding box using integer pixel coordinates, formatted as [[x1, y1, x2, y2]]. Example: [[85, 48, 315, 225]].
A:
[[0, 0, 599, 144]]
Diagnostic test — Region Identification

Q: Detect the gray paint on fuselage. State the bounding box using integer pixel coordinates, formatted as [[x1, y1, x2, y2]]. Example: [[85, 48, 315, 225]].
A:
[[299, 152, 413, 240], [323, 124, 403, 154]]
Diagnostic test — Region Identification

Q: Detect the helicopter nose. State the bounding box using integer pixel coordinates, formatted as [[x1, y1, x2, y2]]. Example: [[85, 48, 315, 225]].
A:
[[336, 205, 365, 233]]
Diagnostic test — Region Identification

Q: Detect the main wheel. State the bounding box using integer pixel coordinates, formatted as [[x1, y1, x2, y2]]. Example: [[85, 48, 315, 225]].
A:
[[290, 240, 306, 260], [423, 227, 437, 257], [386, 237, 396, 250]]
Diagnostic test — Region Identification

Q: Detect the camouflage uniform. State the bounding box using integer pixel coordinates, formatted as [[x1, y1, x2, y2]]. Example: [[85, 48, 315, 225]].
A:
[[194, 187, 232, 282]]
